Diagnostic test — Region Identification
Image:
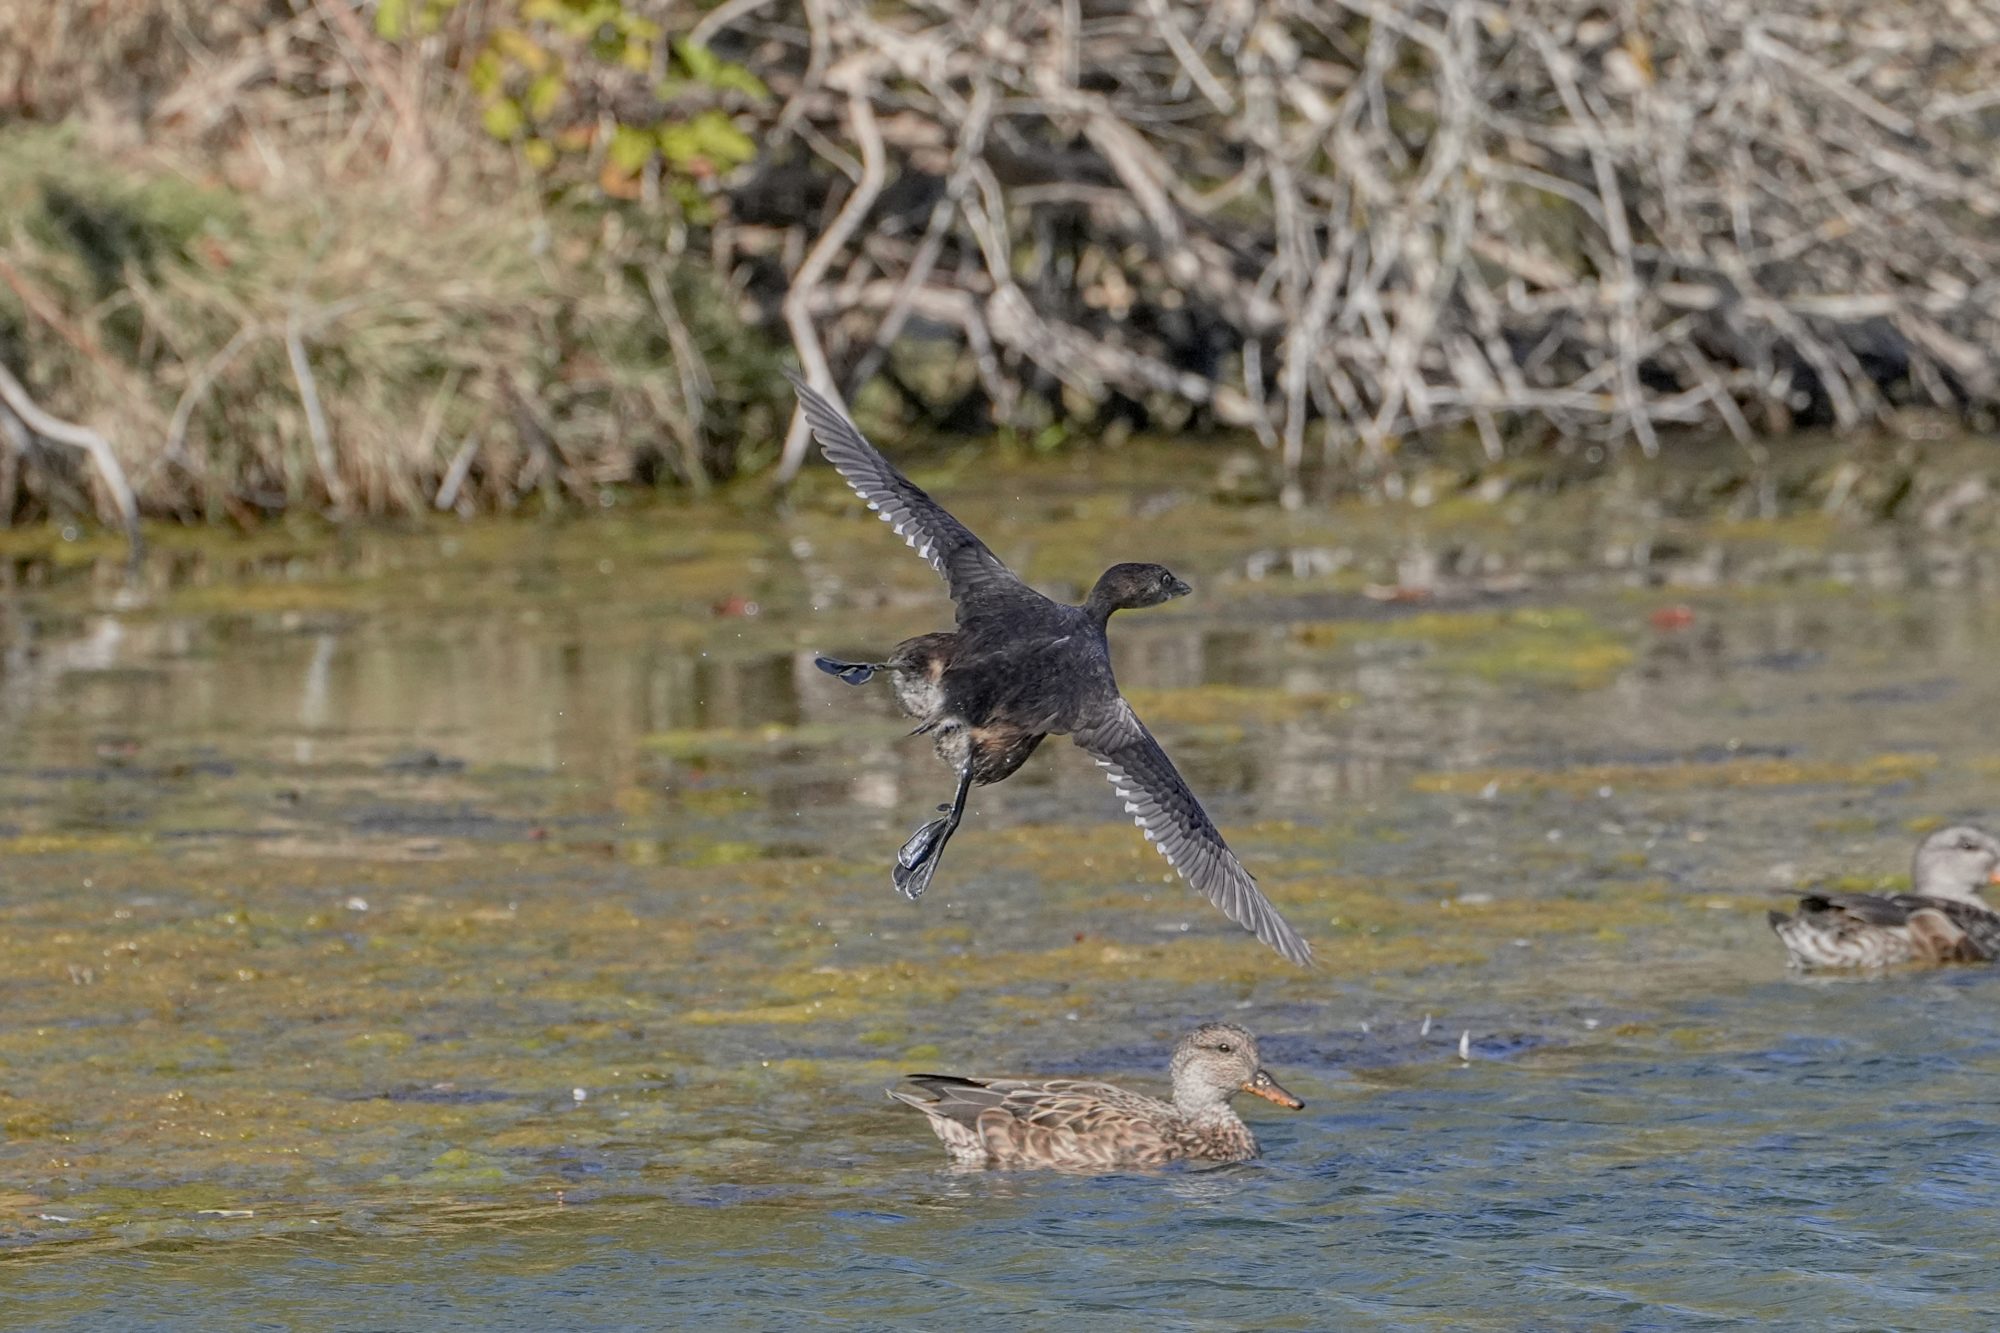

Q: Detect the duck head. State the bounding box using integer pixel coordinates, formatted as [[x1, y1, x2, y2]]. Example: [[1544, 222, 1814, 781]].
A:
[[1086, 562, 1192, 620], [1912, 825, 2000, 903], [1169, 1022, 1303, 1117]]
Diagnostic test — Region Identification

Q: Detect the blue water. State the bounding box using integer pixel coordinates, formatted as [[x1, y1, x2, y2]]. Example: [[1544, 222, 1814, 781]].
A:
[[14, 976, 2000, 1329], [2, 496, 1999, 1329]]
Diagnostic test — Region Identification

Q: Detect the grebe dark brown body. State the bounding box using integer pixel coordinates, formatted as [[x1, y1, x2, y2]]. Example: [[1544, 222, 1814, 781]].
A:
[[846, 633, 1047, 787], [791, 373, 1312, 966]]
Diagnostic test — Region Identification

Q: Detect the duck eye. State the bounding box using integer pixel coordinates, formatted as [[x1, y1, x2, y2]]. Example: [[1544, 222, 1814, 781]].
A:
[[1961, 839, 1981, 852], [1215, 1042, 1234, 1054]]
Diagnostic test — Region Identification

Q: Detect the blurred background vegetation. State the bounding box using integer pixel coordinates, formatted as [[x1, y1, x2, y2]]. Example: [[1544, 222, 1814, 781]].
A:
[[0, 0, 1996, 532]]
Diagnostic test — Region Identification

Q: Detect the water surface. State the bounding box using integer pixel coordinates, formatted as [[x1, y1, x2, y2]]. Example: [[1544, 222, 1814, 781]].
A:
[[2, 445, 1999, 1328]]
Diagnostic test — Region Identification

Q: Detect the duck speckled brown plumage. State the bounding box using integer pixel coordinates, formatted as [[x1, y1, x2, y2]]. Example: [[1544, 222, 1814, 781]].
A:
[[887, 1023, 1303, 1170], [789, 373, 1312, 967], [1768, 825, 2000, 969]]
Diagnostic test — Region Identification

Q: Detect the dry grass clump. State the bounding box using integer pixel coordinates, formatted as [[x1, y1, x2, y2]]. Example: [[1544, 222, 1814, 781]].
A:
[[0, 0, 782, 530], [0, 123, 784, 527]]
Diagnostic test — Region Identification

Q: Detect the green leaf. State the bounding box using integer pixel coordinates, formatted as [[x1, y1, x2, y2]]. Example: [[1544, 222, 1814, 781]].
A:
[[710, 64, 768, 100], [468, 49, 504, 97], [668, 177, 710, 221], [675, 38, 722, 83], [526, 71, 565, 120], [565, 1, 620, 39], [672, 39, 768, 100], [482, 98, 525, 141], [656, 111, 757, 176], [375, 0, 409, 39], [609, 124, 657, 174], [492, 28, 552, 73]]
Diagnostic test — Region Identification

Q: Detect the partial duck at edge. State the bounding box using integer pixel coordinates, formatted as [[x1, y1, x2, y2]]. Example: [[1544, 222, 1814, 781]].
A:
[[1768, 825, 2000, 969]]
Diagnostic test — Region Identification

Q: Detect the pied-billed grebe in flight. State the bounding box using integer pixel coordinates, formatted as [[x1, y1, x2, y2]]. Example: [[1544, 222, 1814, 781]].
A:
[[887, 1021, 1302, 1169], [789, 373, 1312, 966], [1768, 825, 2000, 969]]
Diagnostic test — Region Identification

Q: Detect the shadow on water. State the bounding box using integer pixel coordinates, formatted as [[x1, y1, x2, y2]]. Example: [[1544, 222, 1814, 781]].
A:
[[1, 439, 1999, 1327]]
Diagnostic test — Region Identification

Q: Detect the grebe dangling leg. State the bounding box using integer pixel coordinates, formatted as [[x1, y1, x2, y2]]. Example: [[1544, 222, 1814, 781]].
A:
[[893, 768, 972, 899]]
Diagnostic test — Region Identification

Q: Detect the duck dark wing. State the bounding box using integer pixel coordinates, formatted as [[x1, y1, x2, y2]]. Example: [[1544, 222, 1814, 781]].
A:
[[787, 373, 1021, 612], [899, 1075, 1177, 1166], [1073, 700, 1314, 967], [893, 1074, 1015, 1131], [1788, 892, 1996, 963], [901, 1075, 1156, 1131], [1794, 892, 1914, 927]]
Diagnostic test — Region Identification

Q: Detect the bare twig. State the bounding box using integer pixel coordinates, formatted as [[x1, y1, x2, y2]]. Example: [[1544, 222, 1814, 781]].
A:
[[0, 361, 143, 555], [435, 433, 481, 512], [167, 321, 266, 466], [285, 307, 348, 514], [689, 0, 785, 51], [778, 74, 889, 483]]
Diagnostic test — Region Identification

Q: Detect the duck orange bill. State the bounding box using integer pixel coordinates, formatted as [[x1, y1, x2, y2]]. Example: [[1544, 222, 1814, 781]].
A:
[[1241, 1071, 1304, 1110], [1991, 868, 2000, 886]]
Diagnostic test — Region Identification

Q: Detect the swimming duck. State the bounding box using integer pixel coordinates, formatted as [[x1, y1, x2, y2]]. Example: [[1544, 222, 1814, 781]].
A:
[[887, 1022, 1303, 1169], [790, 374, 1312, 966], [1767, 825, 2000, 969]]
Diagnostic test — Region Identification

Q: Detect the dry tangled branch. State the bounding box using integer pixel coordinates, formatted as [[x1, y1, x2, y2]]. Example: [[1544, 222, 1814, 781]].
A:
[[721, 0, 2000, 494], [0, 360, 143, 552], [3, 0, 1996, 526]]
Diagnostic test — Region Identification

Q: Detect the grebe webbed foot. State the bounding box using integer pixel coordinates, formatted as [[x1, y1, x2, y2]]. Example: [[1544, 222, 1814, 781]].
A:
[[894, 818, 951, 899], [815, 655, 885, 686], [893, 769, 972, 901]]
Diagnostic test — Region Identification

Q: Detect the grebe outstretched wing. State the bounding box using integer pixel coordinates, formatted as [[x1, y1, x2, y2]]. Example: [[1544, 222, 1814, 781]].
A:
[[1074, 699, 1314, 967], [788, 373, 1025, 615]]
